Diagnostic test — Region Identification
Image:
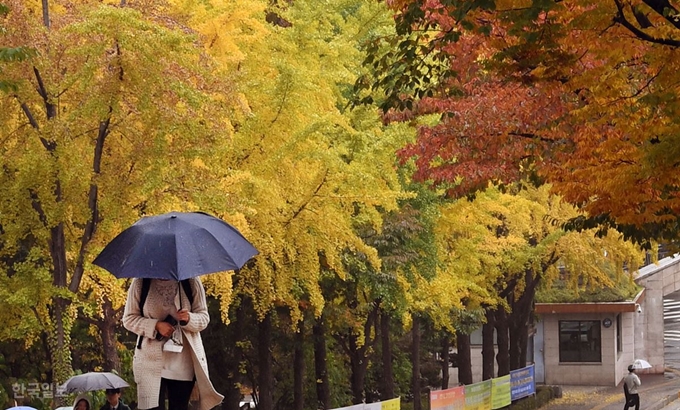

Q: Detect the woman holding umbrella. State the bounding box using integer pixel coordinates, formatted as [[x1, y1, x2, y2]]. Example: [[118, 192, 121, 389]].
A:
[[95, 212, 258, 410], [122, 277, 223, 410]]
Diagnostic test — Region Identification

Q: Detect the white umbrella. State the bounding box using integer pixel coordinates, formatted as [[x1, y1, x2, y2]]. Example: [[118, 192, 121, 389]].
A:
[[61, 372, 129, 393], [632, 359, 652, 369]]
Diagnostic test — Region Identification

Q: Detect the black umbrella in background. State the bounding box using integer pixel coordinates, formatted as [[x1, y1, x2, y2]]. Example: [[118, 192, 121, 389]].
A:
[[93, 211, 258, 280]]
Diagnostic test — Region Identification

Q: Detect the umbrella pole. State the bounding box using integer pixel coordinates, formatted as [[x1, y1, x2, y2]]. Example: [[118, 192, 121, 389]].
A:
[[177, 281, 188, 326], [178, 281, 183, 310]]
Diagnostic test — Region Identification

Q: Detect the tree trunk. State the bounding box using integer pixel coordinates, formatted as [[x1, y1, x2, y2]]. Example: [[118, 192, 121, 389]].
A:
[[257, 312, 274, 410], [99, 297, 121, 372], [293, 320, 304, 410], [220, 296, 247, 410], [411, 315, 421, 410], [380, 310, 395, 400], [508, 315, 522, 370], [346, 305, 378, 405], [440, 335, 450, 389], [481, 309, 495, 380], [509, 294, 533, 369], [313, 314, 330, 410], [519, 321, 529, 368], [49, 221, 72, 385], [495, 308, 509, 376], [349, 335, 367, 404], [26, 52, 72, 387], [456, 332, 472, 385], [509, 268, 540, 369]]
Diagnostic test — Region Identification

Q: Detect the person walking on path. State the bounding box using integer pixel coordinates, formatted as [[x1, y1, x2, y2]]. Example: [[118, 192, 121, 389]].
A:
[[100, 388, 131, 410], [123, 277, 223, 410], [624, 364, 642, 410]]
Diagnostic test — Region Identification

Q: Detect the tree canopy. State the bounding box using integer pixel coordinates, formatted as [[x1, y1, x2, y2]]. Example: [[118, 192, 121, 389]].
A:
[[359, 0, 680, 245], [0, 0, 657, 408]]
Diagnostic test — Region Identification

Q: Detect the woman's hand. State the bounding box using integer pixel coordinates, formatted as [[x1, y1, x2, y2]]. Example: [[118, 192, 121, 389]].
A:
[[155, 321, 175, 338], [177, 309, 190, 325]]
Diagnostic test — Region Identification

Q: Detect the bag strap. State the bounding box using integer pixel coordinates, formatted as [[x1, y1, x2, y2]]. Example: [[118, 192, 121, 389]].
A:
[[139, 278, 152, 315], [136, 278, 152, 349], [180, 279, 194, 307]]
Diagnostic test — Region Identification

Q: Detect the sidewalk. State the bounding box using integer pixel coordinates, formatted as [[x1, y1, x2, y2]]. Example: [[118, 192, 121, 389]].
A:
[[540, 371, 680, 410]]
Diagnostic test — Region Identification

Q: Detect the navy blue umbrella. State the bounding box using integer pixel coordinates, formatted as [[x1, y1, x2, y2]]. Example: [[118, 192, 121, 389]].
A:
[[93, 211, 258, 280]]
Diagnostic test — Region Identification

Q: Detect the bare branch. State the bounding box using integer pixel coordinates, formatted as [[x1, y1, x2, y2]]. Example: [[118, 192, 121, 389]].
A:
[[613, 0, 680, 46], [41, 0, 49, 29], [70, 111, 110, 293], [642, 0, 680, 29], [17, 98, 39, 129], [608, 65, 664, 104], [33, 67, 57, 120], [284, 169, 329, 227]]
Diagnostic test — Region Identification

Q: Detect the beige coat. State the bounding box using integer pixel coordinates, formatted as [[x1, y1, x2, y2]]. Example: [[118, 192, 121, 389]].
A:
[[122, 277, 223, 410]]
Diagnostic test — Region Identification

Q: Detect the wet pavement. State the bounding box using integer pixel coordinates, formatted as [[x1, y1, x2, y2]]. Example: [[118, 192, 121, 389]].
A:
[[431, 371, 677, 410], [539, 370, 680, 410]]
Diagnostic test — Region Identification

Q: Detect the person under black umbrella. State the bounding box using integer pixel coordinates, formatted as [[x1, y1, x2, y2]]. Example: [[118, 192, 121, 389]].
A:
[[122, 277, 222, 410], [101, 389, 131, 410], [96, 212, 258, 410]]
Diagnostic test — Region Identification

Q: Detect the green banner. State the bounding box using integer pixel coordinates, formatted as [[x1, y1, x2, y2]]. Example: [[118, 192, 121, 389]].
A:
[[491, 375, 511, 409], [465, 380, 492, 410]]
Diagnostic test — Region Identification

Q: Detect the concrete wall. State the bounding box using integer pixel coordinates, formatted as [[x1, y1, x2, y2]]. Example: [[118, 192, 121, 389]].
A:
[[636, 255, 679, 375], [636, 253, 680, 296]]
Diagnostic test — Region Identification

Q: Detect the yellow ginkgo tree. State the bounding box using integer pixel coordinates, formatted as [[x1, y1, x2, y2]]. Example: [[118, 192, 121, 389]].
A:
[[435, 183, 645, 380], [166, 0, 416, 408], [0, 0, 242, 383]]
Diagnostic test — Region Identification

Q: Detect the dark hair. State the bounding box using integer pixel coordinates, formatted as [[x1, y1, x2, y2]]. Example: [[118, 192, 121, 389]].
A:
[[628, 364, 635, 372], [106, 388, 121, 394]]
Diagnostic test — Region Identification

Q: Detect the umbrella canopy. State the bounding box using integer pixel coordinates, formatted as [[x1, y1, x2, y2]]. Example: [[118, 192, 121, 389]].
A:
[[61, 372, 129, 393], [7, 407, 38, 410], [93, 211, 258, 280], [632, 359, 652, 369]]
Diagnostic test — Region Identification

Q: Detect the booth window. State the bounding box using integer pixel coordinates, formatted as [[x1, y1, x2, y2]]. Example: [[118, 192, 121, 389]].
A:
[[559, 320, 602, 362]]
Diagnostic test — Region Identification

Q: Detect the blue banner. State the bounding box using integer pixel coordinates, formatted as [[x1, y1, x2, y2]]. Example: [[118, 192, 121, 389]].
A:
[[510, 365, 535, 400]]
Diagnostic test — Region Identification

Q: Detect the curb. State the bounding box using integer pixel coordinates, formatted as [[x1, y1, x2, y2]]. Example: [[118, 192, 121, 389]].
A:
[[646, 393, 680, 410], [653, 368, 680, 410]]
